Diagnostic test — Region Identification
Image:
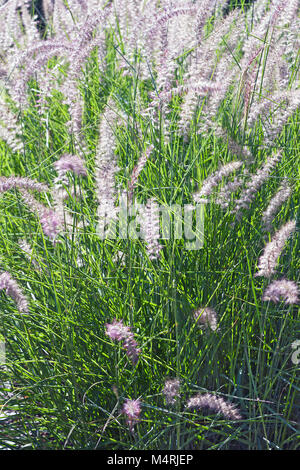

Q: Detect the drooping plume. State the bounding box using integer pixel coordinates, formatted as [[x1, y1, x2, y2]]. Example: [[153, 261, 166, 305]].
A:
[[95, 101, 122, 232], [233, 152, 282, 218], [215, 172, 248, 209], [263, 279, 299, 304], [255, 220, 296, 278], [0, 176, 48, 194], [0, 96, 23, 152], [193, 161, 242, 204], [128, 145, 154, 204], [105, 319, 141, 364], [140, 198, 163, 260], [262, 180, 292, 232], [186, 392, 242, 420], [163, 378, 180, 405], [0, 271, 28, 313], [194, 307, 218, 331], [122, 398, 142, 433]]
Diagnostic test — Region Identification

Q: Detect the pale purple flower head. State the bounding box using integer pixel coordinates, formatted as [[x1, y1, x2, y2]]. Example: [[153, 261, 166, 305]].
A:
[[163, 378, 180, 405], [140, 198, 163, 260], [193, 161, 242, 204], [0, 176, 48, 194], [123, 335, 141, 365], [263, 279, 299, 304], [0, 272, 28, 313], [262, 181, 292, 233], [122, 398, 142, 432], [105, 319, 131, 342], [255, 220, 296, 278], [105, 319, 140, 364], [40, 208, 62, 242], [194, 307, 218, 331], [186, 393, 241, 421], [54, 154, 87, 176], [233, 152, 282, 218]]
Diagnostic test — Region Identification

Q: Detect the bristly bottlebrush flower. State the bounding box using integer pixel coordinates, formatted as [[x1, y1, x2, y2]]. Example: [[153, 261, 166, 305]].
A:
[[95, 101, 122, 230], [54, 154, 87, 178], [232, 152, 282, 219], [143, 3, 197, 81], [215, 172, 249, 209], [151, 82, 220, 114], [0, 95, 23, 152], [255, 220, 296, 278], [194, 0, 221, 44], [195, 11, 243, 135], [179, 10, 240, 136], [0, 176, 48, 194], [263, 279, 299, 304], [52, 152, 87, 238], [122, 398, 142, 433], [105, 319, 131, 341], [128, 145, 154, 204], [186, 392, 242, 420], [242, 0, 287, 72], [39, 207, 63, 241], [0, 271, 28, 313], [246, 89, 300, 147], [140, 198, 163, 260], [105, 319, 141, 364], [123, 334, 141, 365], [262, 180, 292, 232], [9, 5, 110, 111], [254, 43, 288, 96], [194, 307, 218, 331], [264, 89, 300, 146], [163, 378, 180, 405], [193, 161, 242, 204]]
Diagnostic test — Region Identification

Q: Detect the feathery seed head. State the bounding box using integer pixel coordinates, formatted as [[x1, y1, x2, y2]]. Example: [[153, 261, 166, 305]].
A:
[[255, 220, 296, 278], [122, 398, 142, 432], [263, 279, 299, 304], [163, 378, 180, 405], [194, 307, 218, 331], [193, 161, 242, 203], [0, 271, 28, 313], [186, 392, 241, 420], [54, 154, 87, 177], [105, 319, 131, 342], [105, 319, 140, 364]]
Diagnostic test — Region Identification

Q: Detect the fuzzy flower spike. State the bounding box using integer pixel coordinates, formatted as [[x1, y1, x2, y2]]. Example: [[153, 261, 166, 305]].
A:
[[255, 220, 296, 278], [193, 161, 242, 204], [186, 392, 242, 420], [54, 154, 87, 178], [105, 319, 141, 364], [194, 307, 218, 331], [163, 378, 180, 405], [263, 279, 299, 304], [0, 272, 28, 313], [122, 398, 142, 433]]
